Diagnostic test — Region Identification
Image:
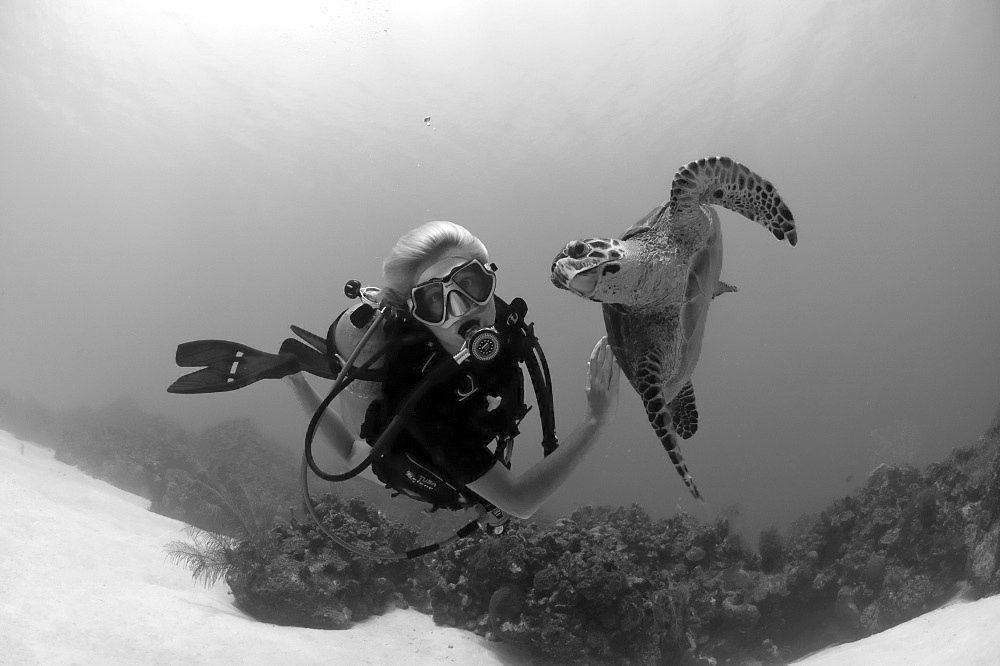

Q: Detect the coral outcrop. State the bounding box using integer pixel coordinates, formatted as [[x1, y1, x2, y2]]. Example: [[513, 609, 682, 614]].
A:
[[231, 430, 1000, 664], [232, 494, 434, 629]]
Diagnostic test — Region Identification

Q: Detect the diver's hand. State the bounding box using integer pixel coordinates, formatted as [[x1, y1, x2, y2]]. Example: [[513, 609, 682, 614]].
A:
[[585, 336, 620, 424]]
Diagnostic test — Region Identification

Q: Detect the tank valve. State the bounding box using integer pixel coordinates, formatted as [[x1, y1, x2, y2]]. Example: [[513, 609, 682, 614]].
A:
[[344, 279, 362, 299]]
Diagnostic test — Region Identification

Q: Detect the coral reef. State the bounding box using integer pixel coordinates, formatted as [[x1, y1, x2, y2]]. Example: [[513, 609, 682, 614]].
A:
[[420, 505, 788, 664], [232, 494, 434, 629], [230, 431, 1000, 664]]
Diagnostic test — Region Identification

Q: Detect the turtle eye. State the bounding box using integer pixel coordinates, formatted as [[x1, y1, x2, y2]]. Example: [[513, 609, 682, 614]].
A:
[[601, 263, 620, 276], [566, 241, 590, 259]]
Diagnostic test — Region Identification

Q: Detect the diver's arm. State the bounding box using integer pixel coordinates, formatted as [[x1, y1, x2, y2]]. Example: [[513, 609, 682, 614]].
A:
[[284, 374, 376, 479], [469, 414, 607, 519], [468, 336, 620, 519]]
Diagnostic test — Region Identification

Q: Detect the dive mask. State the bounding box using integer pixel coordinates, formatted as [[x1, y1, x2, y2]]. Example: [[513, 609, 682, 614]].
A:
[[408, 259, 498, 328]]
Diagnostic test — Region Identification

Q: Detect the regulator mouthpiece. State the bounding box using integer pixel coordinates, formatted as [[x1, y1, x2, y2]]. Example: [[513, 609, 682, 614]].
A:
[[453, 325, 502, 365]]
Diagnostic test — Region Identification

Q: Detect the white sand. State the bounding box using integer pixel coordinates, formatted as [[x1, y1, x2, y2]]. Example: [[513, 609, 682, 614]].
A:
[[794, 594, 1000, 665], [4, 429, 1000, 666], [0, 430, 529, 665]]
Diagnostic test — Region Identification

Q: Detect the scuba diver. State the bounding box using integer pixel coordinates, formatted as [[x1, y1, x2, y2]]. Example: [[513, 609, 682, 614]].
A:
[[169, 221, 619, 556]]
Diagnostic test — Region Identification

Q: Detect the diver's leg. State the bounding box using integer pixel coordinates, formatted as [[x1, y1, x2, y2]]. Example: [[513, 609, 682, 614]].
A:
[[284, 374, 366, 465]]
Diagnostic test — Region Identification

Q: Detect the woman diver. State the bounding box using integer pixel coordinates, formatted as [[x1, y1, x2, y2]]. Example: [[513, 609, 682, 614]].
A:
[[283, 221, 620, 520]]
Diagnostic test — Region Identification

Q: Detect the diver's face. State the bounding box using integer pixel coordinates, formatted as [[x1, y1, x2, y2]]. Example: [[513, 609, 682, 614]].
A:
[[413, 256, 497, 354]]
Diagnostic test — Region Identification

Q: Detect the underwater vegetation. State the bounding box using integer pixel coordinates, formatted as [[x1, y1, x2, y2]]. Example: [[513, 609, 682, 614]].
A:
[[164, 478, 279, 591]]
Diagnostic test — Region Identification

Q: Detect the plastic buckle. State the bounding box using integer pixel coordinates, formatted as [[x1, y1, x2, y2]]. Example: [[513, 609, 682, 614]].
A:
[[497, 435, 514, 469], [455, 373, 478, 401], [476, 504, 510, 536]]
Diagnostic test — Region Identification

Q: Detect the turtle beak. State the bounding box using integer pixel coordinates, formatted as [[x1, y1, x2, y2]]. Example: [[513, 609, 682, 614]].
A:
[[568, 268, 599, 298], [550, 252, 571, 291], [551, 251, 600, 298]]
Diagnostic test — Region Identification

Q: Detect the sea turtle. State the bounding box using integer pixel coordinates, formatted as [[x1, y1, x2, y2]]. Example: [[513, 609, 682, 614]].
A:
[[550, 156, 796, 500]]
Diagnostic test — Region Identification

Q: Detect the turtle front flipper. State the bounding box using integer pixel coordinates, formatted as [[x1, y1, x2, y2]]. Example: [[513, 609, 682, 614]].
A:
[[635, 358, 704, 502], [669, 156, 797, 246]]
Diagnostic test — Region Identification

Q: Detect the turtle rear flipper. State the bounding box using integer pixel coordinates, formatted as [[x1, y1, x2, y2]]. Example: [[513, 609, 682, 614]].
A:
[[713, 281, 737, 298], [670, 381, 698, 440], [636, 363, 703, 502], [659, 430, 703, 502]]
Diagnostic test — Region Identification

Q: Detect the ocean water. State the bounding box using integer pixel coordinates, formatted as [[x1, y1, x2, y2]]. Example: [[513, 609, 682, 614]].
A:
[[1, 0, 999, 539]]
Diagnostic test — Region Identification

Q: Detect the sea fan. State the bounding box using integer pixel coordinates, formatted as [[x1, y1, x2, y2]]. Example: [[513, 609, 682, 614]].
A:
[[165, 527, 239, 588], [164, 478, 277, 589]]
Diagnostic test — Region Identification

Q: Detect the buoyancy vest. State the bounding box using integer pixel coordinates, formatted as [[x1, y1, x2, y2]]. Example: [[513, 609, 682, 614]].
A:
[[360, 297, 533, 510]]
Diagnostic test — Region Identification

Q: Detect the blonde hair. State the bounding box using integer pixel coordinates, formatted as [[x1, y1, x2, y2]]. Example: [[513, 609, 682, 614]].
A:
[[381, 221, 489, 308]]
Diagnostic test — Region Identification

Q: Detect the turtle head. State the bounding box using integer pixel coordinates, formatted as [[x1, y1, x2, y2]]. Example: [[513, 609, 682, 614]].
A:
[[550, 237, 627, 302]]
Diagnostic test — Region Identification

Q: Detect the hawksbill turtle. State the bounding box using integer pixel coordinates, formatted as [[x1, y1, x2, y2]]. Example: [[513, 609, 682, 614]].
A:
[[550, 156, 796, 500]]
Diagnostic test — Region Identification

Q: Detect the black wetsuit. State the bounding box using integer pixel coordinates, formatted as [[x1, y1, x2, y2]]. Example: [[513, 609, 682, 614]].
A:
[[362, 297, 529, 509]]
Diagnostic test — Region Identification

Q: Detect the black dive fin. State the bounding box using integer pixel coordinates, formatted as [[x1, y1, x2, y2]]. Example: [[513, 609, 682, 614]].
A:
[[168, 340, 301, 394], [670, 381, 699, 440], [290, 325, 328, 355], [278, 338, 340, 380]]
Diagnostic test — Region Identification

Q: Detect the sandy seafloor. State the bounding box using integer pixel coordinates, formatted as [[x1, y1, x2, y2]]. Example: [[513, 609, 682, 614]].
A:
[[2, 429, 999, 665]]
